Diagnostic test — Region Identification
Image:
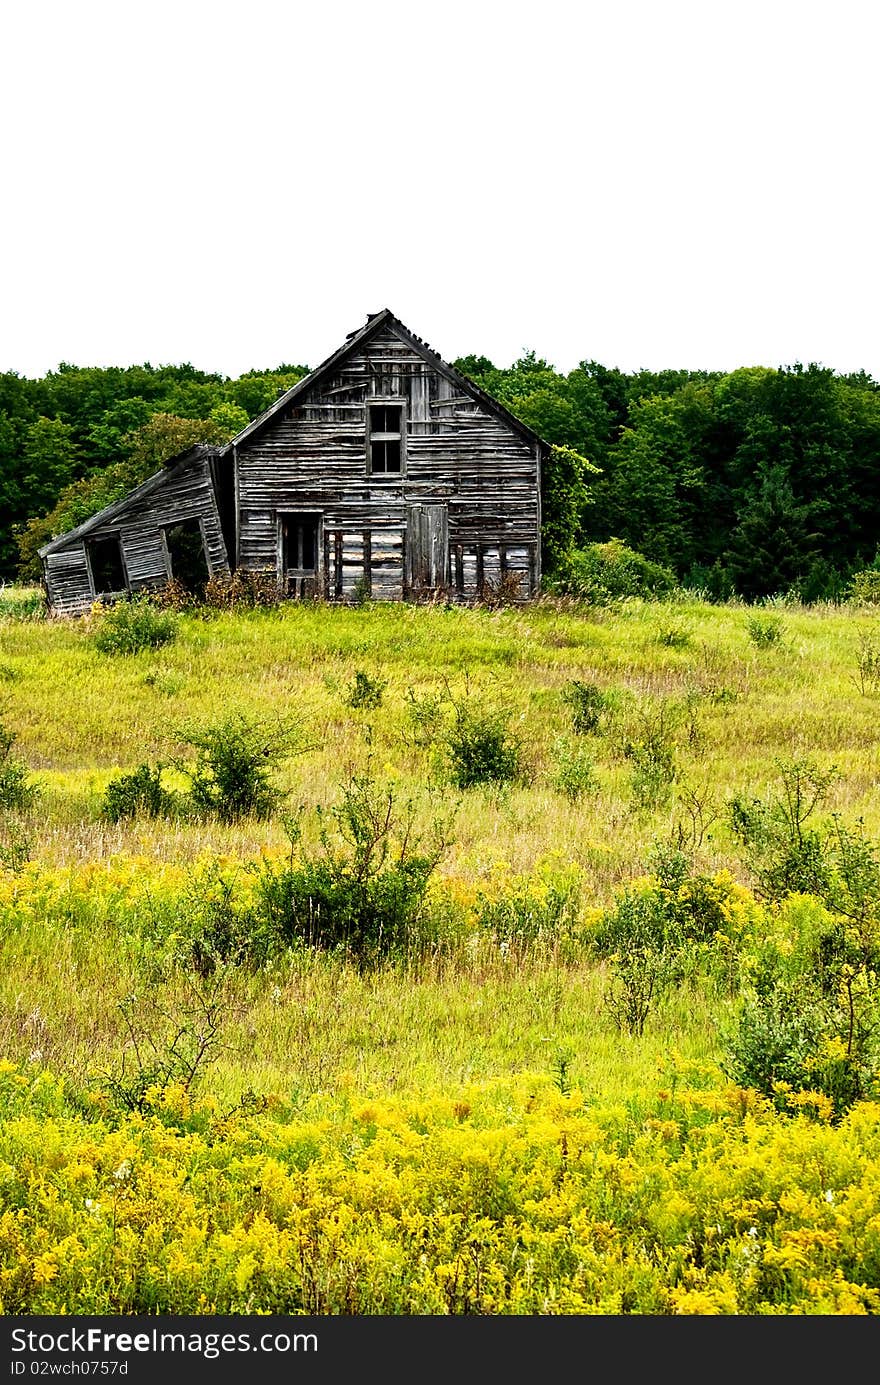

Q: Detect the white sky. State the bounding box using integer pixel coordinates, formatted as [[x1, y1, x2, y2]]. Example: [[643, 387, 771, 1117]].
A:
[[2, 0, 878, 383]]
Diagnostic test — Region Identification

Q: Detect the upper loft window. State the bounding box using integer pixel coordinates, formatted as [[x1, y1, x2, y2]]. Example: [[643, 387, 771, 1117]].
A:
[[367, 402, 404, 475]]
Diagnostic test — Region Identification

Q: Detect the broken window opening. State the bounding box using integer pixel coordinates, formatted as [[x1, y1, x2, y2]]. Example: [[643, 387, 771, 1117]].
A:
[[367, 402, 404, 475], [86, 535, 126, 595], [163, 519, 210, 594]]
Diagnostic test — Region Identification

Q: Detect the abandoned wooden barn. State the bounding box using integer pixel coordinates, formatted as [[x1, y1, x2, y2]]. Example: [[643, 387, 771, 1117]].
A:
[[39, 309, 548, 614]]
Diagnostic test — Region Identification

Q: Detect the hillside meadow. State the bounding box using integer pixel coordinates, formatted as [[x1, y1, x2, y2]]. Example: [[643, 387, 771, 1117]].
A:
[[1, 586, 880, 1314]]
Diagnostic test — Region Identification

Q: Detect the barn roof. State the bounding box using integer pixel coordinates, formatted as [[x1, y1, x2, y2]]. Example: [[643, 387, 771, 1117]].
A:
[[37, 444, 217, 558], [218, 308, 551, 457]]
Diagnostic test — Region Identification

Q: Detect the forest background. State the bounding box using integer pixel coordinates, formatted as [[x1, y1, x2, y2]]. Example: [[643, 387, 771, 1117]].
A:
[[3, 349, 880, 604]]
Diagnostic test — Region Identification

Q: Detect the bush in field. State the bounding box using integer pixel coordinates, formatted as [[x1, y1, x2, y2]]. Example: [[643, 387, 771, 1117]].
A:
[[561, 679, 607, 735], [852, 634, 880, 696], [621, 702, 681, 811], [723, 893, 880, 1120], [726, 767, 880, 1119], [551, 737, 597, 802], [177, 712, 305, 823], [101, 763, 179, 823], [252, 772, 451, 963], [593, 847, 748, 1034], [551, 539, 675, 604], [0, 720, 39, 812], [443, 691, 527, 790], [729, 757, 842, 902], [93, 596, 178, 654], [847, 567, 880, 605], [343, 669, 386, 710], [746, 612, 785, 647]]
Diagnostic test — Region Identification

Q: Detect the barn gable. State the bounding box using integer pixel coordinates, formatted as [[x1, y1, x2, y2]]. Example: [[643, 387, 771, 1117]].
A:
[[39, 311, 548, 613]]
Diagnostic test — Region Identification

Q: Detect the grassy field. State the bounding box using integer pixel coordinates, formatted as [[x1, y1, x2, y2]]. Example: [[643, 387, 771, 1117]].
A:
[[1, 587, 880, 1313]]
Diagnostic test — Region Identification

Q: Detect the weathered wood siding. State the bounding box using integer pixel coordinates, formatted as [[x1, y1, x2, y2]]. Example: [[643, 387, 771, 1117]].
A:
[[236, 324, 540, 601], [43, 453, 229, 615]]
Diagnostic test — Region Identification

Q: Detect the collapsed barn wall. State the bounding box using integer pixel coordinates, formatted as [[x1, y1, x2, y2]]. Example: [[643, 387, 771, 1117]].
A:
[[41, 449, 229, 615]]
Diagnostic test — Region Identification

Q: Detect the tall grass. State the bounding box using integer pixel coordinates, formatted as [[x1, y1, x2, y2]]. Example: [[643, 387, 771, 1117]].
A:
[[3, 589, 880, 1313], [1, 593, 877, 882]]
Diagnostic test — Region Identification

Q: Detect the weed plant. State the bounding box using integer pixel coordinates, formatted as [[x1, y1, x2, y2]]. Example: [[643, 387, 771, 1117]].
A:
[[443, 691, 527, 789], [562, 679, 607, 735], [551, 737, 597, 802], [93, 597, 178, 654], [177, 712, 305, 823], [101, 763, 179, 823], [0, 720, 39, 811], [746, 612, 784, 647], [343, 669, 386, 710]]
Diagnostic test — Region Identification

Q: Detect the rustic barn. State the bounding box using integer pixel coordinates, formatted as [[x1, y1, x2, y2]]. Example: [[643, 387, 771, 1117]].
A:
[[39, 309, 549, 614]]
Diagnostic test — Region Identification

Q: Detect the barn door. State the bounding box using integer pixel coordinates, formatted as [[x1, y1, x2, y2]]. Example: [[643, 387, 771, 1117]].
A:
[[406, 503, 448, 597], [280, 513, 320, 598]]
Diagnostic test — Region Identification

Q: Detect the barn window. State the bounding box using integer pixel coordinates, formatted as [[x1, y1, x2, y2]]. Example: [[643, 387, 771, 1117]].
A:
[[367, 402, 404, 474], [86, 535, 126, 595]]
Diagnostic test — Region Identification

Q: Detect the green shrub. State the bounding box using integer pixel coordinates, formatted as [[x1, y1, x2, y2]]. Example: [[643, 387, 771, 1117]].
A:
[[594, 847, 738, 1034], [0, 816, 34, 872], [656, 623, 692, 650], [142, 665, 186, 697], [551, 738, 597, 802], [723, 897, 880, 1119], [350, 576, 371, 608], [101, 763, 179, 823], [93, 597, 178, 655], [444, 700, 526, 789], [176, 869, 254, 977], [0, 722, 39, 811], [561, 679, 607, 735], [725, 769, 880, 1119], [621, 703, 681, 811], [177, 712, 304, 823], [746, 613, 784, 647], [343, 669, 386, 710], [551, 539, 675, 604], [723, 987, 827, 1103], [852, 634, 880, 696], [728, 758, 840, 902], [252, 773, 449, 963], [847, 568, 880, 605]]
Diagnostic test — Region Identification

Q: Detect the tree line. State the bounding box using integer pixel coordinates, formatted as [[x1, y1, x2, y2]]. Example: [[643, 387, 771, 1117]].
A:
[[457, 353, 880, 601], [2, 351, 879, 600], [0, 362, 307, 581]]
